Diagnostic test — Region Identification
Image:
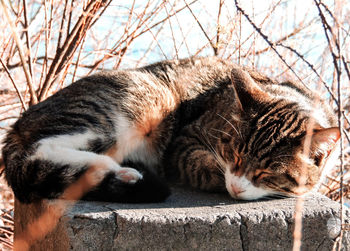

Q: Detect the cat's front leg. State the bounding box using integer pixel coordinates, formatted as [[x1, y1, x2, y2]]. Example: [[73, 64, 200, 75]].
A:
[[168, 126, 226, 192]]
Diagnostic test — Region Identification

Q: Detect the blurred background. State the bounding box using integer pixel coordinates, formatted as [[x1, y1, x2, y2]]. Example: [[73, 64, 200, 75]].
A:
[[0, 0, 349, 249]]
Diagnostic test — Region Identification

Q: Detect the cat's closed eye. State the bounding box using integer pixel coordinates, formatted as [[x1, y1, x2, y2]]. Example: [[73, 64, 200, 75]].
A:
[[252, 171, 271, 183]]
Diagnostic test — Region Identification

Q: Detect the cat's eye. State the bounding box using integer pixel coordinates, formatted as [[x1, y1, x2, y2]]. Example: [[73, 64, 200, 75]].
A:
[[231, 154, 242, 173], [281, 186, 293, 193], [252, 171, 270, 183]]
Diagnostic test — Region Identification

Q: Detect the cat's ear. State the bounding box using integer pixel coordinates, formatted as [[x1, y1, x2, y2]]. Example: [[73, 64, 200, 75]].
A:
[[230, 67, 270, 110], [310, 127, 340, 159]]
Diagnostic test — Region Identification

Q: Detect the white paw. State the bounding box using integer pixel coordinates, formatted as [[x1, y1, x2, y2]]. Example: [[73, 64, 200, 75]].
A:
[[115, 167, 143, 184]]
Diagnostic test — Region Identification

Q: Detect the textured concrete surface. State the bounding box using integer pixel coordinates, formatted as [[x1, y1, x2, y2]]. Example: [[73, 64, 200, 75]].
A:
[[15, 187, 350, 251]]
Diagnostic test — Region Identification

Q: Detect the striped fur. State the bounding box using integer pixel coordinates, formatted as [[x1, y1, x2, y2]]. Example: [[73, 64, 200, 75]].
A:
[[2, 57, 340, 202]]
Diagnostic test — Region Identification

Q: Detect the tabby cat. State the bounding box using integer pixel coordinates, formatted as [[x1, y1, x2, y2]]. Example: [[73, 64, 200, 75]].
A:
[[2, 57, 340, 203]]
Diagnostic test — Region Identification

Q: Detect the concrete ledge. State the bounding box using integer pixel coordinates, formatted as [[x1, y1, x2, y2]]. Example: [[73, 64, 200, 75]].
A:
[[15, 187, 349, 250]]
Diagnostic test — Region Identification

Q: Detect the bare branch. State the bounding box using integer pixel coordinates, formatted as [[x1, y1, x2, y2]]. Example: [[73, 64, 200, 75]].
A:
[[57, 0, 69, 51], [71, 35, 87, 83], [234, 0, 307, 86], [164, 2, 179, 59], [39, 0, 108, 100], [1, 0, 38, 105], [0, 58, 27, 110], [22, 0, 34, 84], [184, 0, 216, 55], [245, 20, 313, 57], [215, 0, 224, 56], [87, 0, 198, 74]]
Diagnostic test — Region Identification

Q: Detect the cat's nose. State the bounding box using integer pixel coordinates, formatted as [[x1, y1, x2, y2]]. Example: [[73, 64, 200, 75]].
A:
[[231, 184, 245, 196]]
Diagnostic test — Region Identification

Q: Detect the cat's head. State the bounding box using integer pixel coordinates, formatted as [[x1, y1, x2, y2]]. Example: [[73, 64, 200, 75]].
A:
[[224, 67, 340, 200]]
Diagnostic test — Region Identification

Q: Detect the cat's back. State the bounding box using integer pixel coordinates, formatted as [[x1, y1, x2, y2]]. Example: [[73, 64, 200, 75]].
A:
[[9, 57, 336, 144], [5, 57, 231, 149]]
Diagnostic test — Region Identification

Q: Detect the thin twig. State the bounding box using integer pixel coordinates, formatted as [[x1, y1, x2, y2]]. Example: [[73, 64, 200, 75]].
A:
[[67, 0, 73, 36], [230, 0, 283, 57], [313, 1, 345, 249], [184, 0, 216, 55], [39, 0, 50, 95], [58, 0, 104, 88], [71, 34, 87, 83], [57, 0, 69, 51], [234, 0, 308, 88], [164, 2, 178, 59], [113, 0, 158, 69], [22, 0, 34, 86], [0, 0, 38, 105], [277, 43, 338, 102], [39, 0, 107, 100], [87, 0, 198, 74], [171, 1, 191, 57], [215, 0, 224, 56], [0, 116, 19, 122], [341, 55, 350, 81], [0, 58, 27, 110], [135, 21, 167, 67], [245, 20, 312, 57]]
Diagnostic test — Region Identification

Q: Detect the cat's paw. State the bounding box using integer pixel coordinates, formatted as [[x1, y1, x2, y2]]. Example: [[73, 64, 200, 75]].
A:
[[115, 167, 143, 184]]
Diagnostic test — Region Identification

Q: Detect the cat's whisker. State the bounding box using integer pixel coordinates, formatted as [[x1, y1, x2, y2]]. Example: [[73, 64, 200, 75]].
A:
[[207, 131, 220, 140], [216, 113, 242, 139], [217, 175, 225, 182], [200, 128, 233, 176], [200, 129, 226, 174], [210, 128, 233, 139], [208, 149, 226, 174], [263, 193, 289, 200]]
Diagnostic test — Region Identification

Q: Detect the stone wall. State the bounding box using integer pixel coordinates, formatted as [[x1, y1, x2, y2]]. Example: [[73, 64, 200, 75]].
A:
[[14, 187, 350, 250]]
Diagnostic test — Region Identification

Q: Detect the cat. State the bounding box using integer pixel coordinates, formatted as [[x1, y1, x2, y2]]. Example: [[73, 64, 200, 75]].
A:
[[2, 57, 340, 203]]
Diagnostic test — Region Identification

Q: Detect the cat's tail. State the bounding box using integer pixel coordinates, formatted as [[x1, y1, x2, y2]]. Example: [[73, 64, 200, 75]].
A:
[[1, 128, 37, 203], [2, 128, 84, 203], [2, 129, 170, 204]]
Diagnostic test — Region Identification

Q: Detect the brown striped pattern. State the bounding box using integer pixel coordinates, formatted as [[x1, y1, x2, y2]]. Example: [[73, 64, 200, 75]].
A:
[[167, 60, 339, 198], [2, 56, 339, 202]]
